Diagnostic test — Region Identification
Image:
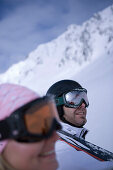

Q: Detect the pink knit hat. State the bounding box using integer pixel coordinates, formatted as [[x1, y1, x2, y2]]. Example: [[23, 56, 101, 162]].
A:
[[0, 83, 39, 153]]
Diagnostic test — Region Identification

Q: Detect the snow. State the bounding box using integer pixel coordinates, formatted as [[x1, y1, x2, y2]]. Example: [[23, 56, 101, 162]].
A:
[[0, 4, 113, 152], [71, 53, 113, 152]]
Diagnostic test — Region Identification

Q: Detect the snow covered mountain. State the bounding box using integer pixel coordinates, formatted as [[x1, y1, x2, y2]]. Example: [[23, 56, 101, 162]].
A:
[[0, 5, 113, 95]]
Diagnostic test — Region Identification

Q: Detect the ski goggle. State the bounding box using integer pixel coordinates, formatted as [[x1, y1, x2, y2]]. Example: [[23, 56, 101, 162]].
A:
[[56, 88, 89, 108], [0, 96, 61, 143]]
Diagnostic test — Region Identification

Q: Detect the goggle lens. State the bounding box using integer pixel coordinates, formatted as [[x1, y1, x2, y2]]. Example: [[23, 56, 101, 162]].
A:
[[24, 98, 59, 135], [56, 89, 89, 108], [65, 90, 89, 107], [24, 101, 55, 135]]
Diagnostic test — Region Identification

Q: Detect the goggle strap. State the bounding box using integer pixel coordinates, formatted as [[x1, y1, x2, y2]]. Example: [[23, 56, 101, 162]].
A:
[[0, 119, 11, 141], [56, 96, 64, 106]]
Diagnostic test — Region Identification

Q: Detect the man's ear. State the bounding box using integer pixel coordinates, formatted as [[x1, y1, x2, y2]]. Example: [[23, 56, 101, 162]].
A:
[[57, 105, 64, 119]]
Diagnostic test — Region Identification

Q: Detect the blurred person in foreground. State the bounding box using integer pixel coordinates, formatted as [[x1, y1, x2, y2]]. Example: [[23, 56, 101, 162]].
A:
[[0, 83, 61, 170], [46, 79, 113, 170]]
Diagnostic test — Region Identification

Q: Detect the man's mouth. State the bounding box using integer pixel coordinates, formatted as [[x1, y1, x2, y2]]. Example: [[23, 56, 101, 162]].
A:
[[76, 111, 85, 115]]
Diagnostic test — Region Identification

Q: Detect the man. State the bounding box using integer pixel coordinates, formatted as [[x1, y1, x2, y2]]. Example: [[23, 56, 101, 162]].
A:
[[46, 79, 113, 170]]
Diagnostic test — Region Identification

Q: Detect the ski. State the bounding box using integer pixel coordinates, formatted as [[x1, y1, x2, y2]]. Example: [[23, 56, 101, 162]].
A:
[[59, 130, 113, 161]]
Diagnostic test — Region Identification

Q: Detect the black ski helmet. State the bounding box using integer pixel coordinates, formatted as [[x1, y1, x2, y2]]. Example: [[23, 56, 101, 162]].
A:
[[46, 79, 83, 119]]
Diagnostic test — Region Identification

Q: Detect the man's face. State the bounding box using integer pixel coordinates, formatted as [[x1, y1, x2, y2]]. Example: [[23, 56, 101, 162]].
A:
[[63, 102, 87, 127]]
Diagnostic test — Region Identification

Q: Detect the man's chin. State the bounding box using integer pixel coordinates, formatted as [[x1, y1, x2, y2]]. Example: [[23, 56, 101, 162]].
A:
[[75, 120, 87, 127]]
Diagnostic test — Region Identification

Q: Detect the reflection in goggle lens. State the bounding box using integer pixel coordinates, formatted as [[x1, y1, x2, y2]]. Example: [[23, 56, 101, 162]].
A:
[[24, 101, 57, 135], [65, 90, 89, 107]]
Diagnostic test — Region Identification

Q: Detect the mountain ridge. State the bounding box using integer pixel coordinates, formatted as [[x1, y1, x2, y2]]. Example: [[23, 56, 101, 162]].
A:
[[0, 4, 113, 95]]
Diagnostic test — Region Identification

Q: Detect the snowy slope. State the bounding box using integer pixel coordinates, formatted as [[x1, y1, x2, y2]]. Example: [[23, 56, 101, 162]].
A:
[[0, 5, 113, 152], [71, 51, 113, 152]]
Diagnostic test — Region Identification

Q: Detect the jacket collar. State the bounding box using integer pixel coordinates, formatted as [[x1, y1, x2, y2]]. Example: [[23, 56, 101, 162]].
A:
[[61, 122, 89, 139]]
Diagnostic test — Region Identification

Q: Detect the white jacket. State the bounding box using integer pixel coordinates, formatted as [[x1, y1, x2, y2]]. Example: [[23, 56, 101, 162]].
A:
[[56, 122, 113, 170]]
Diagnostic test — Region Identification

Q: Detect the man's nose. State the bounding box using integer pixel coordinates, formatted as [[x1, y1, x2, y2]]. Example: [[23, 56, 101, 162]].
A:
[[80, 102, 86, 108]]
